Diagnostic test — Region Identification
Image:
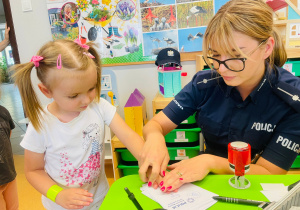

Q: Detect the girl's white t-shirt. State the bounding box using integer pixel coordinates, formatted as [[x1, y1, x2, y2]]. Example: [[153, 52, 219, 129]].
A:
[[20, 99, 116, 210]]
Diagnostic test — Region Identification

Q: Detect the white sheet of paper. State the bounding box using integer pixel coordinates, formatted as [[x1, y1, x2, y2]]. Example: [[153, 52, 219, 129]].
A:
[[260, 183, 287, 191], [141, 183, 218, 210], [260, 190, 288, 202], [260, 183, 288, 202]]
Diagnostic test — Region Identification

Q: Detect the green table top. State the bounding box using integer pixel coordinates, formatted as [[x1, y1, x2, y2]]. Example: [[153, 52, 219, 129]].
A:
[[100, 174, 300, 210]]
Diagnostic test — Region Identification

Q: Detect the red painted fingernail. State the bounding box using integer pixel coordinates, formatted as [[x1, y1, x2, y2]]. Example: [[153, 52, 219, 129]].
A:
[[167, 186, 172, 190], [161, 186, 165, 191], [148, 181, 152, 187], [179, 178, 183, 180], [162, 171, 165, 177], [159, 181, 164, 186]]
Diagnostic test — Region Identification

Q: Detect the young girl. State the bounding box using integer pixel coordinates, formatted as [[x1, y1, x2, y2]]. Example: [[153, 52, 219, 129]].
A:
[[11, 39, 145, 210]]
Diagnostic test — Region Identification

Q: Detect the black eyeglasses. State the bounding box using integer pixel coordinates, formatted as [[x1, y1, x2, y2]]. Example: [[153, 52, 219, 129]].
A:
[[203, 39, 267, 72]]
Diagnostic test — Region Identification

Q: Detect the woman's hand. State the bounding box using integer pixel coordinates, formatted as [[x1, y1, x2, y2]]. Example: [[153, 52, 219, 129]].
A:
[[55, 188, 94, 209], [159, 154, 214, 192]]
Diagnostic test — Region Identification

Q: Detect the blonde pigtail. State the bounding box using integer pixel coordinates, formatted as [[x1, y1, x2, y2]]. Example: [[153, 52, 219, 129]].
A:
[[10, 62, 44, 132]]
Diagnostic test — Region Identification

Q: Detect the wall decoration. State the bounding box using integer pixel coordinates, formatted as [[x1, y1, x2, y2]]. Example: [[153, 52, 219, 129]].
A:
[[46, 0, 229, 65]]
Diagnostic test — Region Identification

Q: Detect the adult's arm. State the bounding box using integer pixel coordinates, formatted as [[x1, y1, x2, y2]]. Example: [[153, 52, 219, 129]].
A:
[[159, 152, 287, 192]]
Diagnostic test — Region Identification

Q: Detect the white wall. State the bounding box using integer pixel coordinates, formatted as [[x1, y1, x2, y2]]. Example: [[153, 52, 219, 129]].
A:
[[10, 0, 197, 119], [106, 61, 196, 119]]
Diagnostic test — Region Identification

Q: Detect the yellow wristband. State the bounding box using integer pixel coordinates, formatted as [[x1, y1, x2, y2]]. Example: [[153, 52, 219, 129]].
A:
[[47, 185, 63, 202]]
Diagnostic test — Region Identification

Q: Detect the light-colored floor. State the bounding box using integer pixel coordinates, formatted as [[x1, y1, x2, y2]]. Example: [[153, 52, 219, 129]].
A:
[[1, 83, 115, 209]]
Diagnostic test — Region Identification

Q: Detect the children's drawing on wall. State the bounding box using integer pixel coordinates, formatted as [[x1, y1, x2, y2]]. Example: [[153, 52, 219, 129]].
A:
[[48, 4, 79, 40], [140, 0, 176, 8], [116, 0, 136, 21], [46, 0, 229, 65], [47, 0, 151, 64], [178, 26, 206, 52], [123, 26, 139, 53], [61, 3, 80, 24], [177, 1, 213, 28], [141, 6, 177, 32], [143, 30, 178, 56]]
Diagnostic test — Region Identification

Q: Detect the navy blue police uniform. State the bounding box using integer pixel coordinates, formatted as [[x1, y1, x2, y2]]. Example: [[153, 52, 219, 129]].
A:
[[162, 64, 300, 170]]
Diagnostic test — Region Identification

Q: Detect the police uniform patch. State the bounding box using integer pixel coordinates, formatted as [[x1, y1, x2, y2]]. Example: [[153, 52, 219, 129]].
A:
[[195, 70, 223, 90]]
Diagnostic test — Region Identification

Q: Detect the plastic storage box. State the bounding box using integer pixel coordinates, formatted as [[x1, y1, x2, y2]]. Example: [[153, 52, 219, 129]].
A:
[[181, 113, 196, 124], [291, 155, 300, 169], [116, 148, 138, 162], [168, 146, 200, 160], [117, 164, 139, 176], [116, 146, 200, 162], [283, 60, 300, 76], [165, 127, 201, 143]]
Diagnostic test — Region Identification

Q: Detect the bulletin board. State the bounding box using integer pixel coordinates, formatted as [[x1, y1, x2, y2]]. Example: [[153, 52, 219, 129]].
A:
[[46, 0, 229, 66]]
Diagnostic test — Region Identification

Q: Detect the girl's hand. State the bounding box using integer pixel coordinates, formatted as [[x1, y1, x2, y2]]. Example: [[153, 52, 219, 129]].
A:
[[55, 188, 94, 209], [159, 154, 213, 193], [138, 135, 169, 186], [139, 111, 177, 187]]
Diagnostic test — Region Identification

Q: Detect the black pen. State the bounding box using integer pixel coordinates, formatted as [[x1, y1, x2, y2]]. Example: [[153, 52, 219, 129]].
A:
[[124, 187, 143, 210], [213, 196, 268, 206]]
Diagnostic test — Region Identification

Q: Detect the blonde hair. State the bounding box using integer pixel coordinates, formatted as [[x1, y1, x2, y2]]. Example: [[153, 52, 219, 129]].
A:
[[10, 39, 102, 132], [203, 0, 287, 70]]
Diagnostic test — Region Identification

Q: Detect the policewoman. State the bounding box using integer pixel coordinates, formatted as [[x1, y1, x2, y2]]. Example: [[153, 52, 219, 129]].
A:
[[139, 0, 300, 192]]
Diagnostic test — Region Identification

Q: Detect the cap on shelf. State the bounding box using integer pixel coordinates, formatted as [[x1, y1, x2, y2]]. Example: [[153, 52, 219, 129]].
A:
[[155, 48, 181, 67]]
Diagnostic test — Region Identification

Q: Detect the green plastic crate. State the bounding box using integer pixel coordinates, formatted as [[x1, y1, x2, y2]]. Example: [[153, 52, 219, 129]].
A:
[[116, 146, 200, 162], [181, 113, 196, 124], [168, 146, 200, 160], [155, 110, 196, 125], [165, 127, 201, 143], [118, 164, 139, 176], [116, 148, 137, 162], [284, 60, 300, 76], [291, 155, 300, 168]]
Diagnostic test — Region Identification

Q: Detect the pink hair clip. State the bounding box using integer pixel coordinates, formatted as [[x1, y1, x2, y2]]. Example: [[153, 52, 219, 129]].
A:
[[30, 55, 44, 67], [57, 54, 62, 69], [74, 38, 89, 50]]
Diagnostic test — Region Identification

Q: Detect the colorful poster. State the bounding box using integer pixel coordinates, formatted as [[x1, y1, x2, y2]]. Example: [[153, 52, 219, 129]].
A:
[[46, 0, 228, 65], [47, 0, 152, 65], [141, 0, 213, 54]]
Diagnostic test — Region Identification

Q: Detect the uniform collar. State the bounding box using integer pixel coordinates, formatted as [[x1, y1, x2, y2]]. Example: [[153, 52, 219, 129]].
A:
[[225, 62, 277, 103]]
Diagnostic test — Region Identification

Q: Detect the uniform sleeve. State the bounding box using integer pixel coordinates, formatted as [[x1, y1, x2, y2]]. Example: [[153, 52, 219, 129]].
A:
[[98, 98, 117, 126], [20, 123, 46, 154], [261, 111, 300, 170], [163, 72, 208, 125]]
